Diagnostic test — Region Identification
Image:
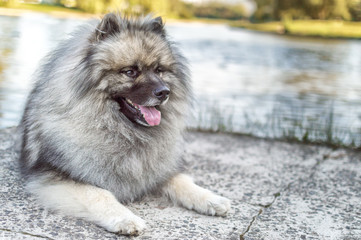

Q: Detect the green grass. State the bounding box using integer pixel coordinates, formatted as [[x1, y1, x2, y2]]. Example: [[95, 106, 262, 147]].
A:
[[230, 21, 283, 33], [232, 19, 361, 39], [285, 20, 361, 38]]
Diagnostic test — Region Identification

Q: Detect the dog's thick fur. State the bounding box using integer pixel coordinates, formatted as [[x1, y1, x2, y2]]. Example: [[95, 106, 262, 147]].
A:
[[19, 13, 230, 235]]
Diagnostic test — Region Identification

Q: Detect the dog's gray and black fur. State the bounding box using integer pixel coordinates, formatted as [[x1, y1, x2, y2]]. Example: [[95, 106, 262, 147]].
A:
[[19, 13, 230, 235]]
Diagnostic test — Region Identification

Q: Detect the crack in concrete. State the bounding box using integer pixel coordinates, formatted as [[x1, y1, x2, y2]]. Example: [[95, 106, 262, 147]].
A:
[[239, 208, 262, 240], [0, 227, 55, 240], [239, 192, 280, 240], [239, 150, 336, 239]]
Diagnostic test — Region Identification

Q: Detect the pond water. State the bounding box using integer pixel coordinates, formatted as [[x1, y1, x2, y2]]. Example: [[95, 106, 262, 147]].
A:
[[1, 14, 360, 147]]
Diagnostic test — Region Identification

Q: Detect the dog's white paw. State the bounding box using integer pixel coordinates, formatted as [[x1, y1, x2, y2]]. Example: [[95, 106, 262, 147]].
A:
[[195, 193, 231, 216], [104, 214, 147, 236]]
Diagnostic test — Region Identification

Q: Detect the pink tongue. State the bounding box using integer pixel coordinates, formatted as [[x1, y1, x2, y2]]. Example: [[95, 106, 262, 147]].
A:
[[138, 105, 161, 126]]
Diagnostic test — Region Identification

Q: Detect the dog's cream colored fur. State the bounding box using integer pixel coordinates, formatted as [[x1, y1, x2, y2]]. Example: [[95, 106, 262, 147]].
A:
[[27, 175, 147, 235], [27, 173, 230, 235], [163, 174, 231, 216]]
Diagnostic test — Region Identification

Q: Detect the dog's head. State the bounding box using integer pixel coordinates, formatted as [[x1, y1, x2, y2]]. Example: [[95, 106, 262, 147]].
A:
[[80, 13, 190, 127]]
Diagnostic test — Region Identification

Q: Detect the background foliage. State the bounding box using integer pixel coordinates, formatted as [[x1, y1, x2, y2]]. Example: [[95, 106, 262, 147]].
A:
[[1, 0, 360, 21], [252, 0, 361, 21], [0, 0, 247, 19]]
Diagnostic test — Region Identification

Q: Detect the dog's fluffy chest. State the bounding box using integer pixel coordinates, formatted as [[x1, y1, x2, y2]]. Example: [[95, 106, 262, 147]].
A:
[[67, 128, 184, 202]]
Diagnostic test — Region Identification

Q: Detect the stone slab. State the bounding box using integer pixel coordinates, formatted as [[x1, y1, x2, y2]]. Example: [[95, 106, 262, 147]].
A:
[[0, 128, 359, 239]]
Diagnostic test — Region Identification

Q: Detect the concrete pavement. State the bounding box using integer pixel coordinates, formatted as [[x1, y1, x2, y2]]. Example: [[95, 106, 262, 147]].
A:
[[0, 127, 360, 239]]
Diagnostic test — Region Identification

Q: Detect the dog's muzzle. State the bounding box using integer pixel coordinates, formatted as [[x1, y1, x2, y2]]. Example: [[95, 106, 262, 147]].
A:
[[115, 91, 169, 127]]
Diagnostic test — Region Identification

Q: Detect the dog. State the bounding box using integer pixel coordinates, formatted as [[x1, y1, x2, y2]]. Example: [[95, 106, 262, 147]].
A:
[[18, 13, 230, 235]]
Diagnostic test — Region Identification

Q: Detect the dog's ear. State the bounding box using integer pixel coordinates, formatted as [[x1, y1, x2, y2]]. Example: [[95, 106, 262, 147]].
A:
[[150, 16, 165, 36], [95, 13, 121, 41]]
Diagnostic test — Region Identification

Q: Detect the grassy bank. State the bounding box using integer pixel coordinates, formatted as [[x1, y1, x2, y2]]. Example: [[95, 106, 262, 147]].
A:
[[3, 4, 361, 39], [232, 20, 361, 39]]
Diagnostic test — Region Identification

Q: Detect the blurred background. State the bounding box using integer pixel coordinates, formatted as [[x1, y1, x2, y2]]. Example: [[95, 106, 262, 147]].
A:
[[0, 0, 360, 148]]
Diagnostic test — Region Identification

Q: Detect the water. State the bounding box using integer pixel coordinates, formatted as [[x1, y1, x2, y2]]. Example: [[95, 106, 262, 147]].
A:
[[1, 14, 361, 147]]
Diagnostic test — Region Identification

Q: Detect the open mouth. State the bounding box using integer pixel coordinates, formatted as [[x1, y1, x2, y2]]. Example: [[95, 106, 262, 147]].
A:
[[116, 98, 161, 127]]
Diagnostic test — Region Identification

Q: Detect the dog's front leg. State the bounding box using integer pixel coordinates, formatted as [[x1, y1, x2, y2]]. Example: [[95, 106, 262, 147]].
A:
[[27, 178, 146, 235], [163, 174, 231, 216]]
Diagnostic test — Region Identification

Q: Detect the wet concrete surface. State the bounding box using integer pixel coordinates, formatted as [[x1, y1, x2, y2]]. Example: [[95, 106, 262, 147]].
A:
[[0, 127, 360, 239]]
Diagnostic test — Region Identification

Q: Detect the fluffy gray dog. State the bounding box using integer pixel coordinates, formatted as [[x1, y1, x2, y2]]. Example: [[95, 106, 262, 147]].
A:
[[19, 13, 230, 235]]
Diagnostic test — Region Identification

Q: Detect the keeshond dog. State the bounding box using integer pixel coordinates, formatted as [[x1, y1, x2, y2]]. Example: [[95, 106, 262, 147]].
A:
[[19, 13, 230, 235]]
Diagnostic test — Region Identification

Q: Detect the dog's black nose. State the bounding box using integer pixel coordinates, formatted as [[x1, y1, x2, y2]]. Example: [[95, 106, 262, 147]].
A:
[[153, 86, 170, 100]]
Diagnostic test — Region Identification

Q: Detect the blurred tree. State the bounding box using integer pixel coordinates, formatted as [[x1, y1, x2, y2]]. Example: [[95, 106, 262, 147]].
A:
[[193, 1, 246, 20], [76, 0, 104, 13], [74, 0, 192, 17], [252, 0, 274, 21], [273, 0, 305, 19], [303, 0, 329, 19], [252, 0, 354, 21], [332, 0, 351, 19], [347, 0, 361, 20], [0, 0, 18, 7], [168, 0, 194, 18]]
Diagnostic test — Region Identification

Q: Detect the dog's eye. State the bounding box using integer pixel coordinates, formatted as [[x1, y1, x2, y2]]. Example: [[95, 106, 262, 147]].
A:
[[126, 70, 137, 77], [122, 68, 139, 78], [156, 67, 163, 74]]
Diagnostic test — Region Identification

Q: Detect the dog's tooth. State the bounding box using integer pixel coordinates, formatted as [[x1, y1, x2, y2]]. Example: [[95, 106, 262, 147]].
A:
[[126, 99, 136, 107]]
